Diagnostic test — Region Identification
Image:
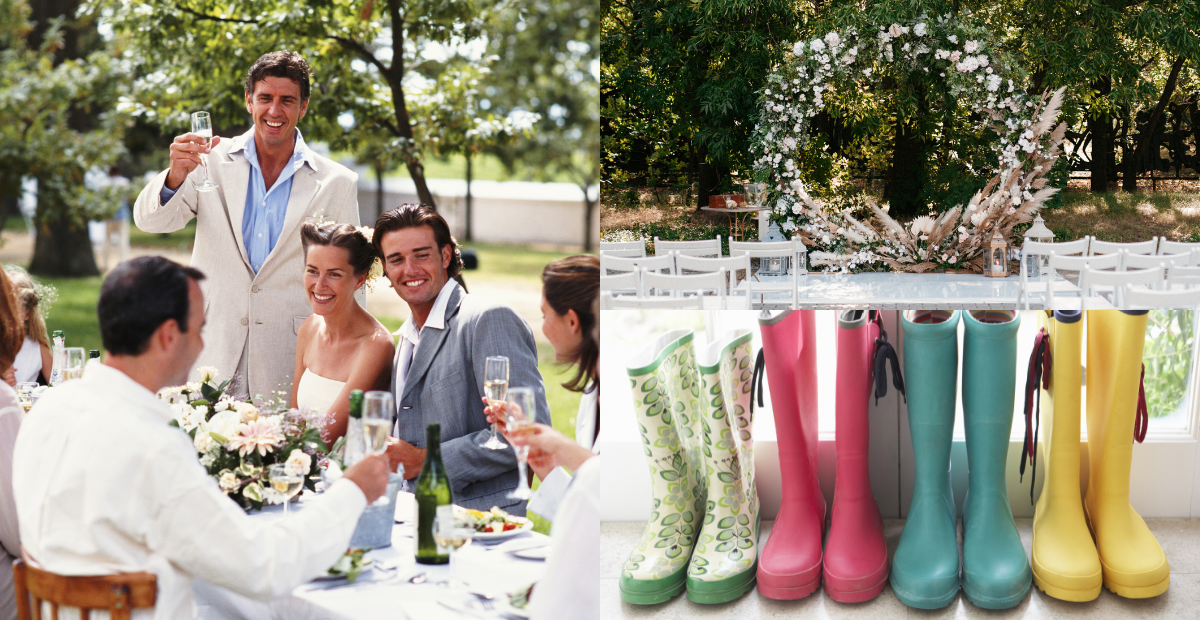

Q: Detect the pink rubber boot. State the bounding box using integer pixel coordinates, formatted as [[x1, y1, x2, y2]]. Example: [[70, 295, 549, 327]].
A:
[[822, 310, 890, 602], [756, 311, 825, 599]]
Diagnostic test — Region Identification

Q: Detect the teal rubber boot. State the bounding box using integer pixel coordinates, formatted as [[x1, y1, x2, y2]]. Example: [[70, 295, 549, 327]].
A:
[[891, 310, 961, 609], [961, 311, 1032, 609], [686, 329, 759, 603], [621, 329, 708, 604]]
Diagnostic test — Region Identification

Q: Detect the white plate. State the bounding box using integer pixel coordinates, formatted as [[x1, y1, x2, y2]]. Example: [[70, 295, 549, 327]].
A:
[[312, 560, 373, 582], [473, 518, 534, 541], [512, 546, 549, 560]]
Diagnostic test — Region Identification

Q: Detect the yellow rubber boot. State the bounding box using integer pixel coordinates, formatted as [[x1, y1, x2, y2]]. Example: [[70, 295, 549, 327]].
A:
[[1030, 310, 1101, 601], [1084, 310, 1169, 598]]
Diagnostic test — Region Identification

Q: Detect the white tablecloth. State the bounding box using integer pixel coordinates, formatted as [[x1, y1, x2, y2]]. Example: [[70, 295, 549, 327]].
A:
[[194, 493, 547, 619]]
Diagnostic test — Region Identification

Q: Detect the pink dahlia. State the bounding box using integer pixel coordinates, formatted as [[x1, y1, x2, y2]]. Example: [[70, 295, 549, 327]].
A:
[[227, 418, 284, 457]]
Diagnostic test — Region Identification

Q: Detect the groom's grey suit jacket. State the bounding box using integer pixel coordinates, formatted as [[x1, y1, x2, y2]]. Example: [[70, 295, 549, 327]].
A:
[[391, 285, 549, 514]]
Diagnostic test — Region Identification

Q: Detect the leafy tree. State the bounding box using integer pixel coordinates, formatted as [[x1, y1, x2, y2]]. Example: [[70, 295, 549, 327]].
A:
[[484, 0, 599, 250], [0, 0, 128, 276], [89, 0, 529, 211]]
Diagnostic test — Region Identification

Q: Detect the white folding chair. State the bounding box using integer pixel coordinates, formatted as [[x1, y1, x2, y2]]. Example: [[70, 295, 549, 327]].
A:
[[1019, 237, 1090, 309], [653, 236, 722, 258], [1122, 251, 1195, 281], [600, 270, 640, 300], [1157, 240, 1200, 255], [641, 268, 729, 309], [1124, 286, 1200, 309], [1087, 237, 1158, 257], [1076, 266, 1163, 310], [604, 292, 705, 309], [674, 254, 751, 306], [601, 252, 675, 276], [728, 239, 807, 309], [599, 240, 646, 258], [1167, 266, 1200, 289], [1043, 252, 1121, 311]]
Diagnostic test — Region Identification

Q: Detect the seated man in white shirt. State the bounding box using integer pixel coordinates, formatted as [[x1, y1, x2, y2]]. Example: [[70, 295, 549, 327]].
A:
[[12, 256, 389, 620]]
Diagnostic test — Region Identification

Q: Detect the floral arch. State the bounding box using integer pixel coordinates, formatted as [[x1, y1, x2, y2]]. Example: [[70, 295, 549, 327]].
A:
[[752, 15, 1066, 273]]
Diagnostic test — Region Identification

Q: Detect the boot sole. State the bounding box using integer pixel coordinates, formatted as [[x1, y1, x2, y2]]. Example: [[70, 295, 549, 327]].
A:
[[620, 568, 688, 605], [824, 570, 889, 603], [686, 561, 758, 604], [962, 578, 1031, 609], [1104, 573, 1170, 599], [890, 581, 958, 609], [756, 567, 821, 600], [1033, 570, 1101, 602]]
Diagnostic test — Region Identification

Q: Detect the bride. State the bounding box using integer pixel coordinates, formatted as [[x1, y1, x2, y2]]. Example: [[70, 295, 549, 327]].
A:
[[290, 222, 395, 444]]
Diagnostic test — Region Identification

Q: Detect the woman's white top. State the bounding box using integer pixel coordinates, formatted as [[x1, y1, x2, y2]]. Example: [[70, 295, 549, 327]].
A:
[[13, 337, 42, 384], [527, 383, 598, 521], [531, 454, 599, 620], [295, 369, 345, 415], [0, 383, 22, 620]]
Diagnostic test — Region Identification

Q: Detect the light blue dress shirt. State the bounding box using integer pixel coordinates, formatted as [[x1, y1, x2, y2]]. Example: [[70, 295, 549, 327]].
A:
[[159, 127, 316, 273]]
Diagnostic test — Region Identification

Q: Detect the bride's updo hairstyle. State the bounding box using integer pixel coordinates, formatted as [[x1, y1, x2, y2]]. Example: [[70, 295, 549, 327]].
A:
[[300, 222, 375, 276]]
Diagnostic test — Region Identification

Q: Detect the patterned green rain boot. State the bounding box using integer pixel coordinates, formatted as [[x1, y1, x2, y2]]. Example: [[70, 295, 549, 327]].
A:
[[621, 329, 709, 604], [687, 328, 760, 604]]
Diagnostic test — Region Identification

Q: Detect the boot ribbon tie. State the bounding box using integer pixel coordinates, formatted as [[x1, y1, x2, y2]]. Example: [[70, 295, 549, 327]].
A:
[[1021, 327, 1051, 503], [1135, 363, 1148, 443], [872, 313, 905, 405], [750, 348, 766, 415]]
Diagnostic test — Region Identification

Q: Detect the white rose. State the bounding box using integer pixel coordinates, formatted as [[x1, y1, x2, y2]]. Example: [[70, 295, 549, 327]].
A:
[[194, 431, 214, 452], [783, 136, 797, 151], [947, 34, 958, 44], [792, 41, 805, 56], [913, 22, 927, 36], [949, 51, 961, 62], [234, 401, 259, 422], [824, 32, 840, 48], [964, 40, 979, 53], [219, 470, 240, 491], [889, 23, 903, 37], [196, 366, 220, 383], [201, 410, 242, 443], [285, 449, 313, 477], [809, 38, 825, 52]]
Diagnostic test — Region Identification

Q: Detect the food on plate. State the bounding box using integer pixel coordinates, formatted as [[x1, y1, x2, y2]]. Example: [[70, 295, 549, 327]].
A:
[[327, 547, 371, 582], [454, 505, 530, 533]]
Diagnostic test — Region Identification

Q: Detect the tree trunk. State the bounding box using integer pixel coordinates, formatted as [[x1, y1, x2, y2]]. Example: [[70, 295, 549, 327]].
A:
[[464, 152, 473, 242], [385, 0, 437, 211], [30, 194, 99, 277], [582, 184, 596, 252], [1124, 56, 1186, 192], [1089, 76, 1113, 192], [885, 107, 926, 221], [696, 142, 716, 210], [374, 163, 384, 222]]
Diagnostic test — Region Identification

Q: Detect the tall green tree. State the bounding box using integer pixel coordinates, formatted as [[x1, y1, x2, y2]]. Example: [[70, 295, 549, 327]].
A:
[[0, 0, 128, 276], [484, 0, 599, 250], [90, 0, 527, 211]]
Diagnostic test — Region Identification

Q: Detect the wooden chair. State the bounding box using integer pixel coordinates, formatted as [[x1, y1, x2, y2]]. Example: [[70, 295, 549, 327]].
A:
[[13, 559, 157, 620]]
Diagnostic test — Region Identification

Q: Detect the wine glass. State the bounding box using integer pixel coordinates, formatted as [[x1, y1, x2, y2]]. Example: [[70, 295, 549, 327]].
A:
[[62, 348, 85, 382], [268, 463, 304, 516], [363, 391, 394, 505], [15, 382, 37, 412], [505, 387, 538, 500], [480, 356, 509, 449], [191, 111, 219, 192], [433, 507, 475, 587]]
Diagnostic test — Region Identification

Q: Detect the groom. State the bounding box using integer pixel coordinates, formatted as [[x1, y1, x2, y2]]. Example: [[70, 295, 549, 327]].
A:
[[374, 204, 549, 514], [133, 50, 360, 397]]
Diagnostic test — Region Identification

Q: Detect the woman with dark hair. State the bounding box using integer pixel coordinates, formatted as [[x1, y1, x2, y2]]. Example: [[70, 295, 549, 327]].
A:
[[290, 222, 395, 444], [0, 268, 31, 620]]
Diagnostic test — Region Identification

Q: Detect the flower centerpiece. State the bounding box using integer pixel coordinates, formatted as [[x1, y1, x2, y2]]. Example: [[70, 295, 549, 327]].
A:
[[161, 367, 331, 511]]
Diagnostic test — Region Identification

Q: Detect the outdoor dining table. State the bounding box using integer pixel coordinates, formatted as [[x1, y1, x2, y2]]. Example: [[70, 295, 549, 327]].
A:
[[730, 272, 1119, 310], [194, 492, 547, 620]]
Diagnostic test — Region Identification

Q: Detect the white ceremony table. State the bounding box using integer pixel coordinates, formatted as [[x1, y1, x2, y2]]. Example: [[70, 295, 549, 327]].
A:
[[194, 492, 547, 620]]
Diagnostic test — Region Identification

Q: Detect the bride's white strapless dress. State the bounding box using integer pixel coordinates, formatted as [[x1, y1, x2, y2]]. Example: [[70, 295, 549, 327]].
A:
[[295, 369, 346, 415]]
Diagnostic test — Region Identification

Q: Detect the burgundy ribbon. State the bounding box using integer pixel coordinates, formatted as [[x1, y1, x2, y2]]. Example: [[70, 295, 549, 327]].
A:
[[1021, 327, 1051, 503], [1134, 363, 1148, 443]]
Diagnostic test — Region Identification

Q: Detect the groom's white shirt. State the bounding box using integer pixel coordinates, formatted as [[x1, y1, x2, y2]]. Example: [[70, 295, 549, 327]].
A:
[[392, 279, 459, 430], [12, 360, 368, 620]]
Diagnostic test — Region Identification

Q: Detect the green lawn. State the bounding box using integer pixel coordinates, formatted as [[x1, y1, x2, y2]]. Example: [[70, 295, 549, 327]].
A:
[[1045, 191, 1200, 243], [129, 220, 199, 251]]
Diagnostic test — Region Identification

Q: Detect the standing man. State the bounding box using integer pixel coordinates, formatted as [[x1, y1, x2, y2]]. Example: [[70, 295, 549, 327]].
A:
[[134, 50, 360, 397], [373, 204, 549, 514]]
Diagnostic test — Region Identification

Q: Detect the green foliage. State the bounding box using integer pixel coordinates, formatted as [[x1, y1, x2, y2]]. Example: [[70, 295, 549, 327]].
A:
[[0, 0, 129, 227], [1143, 310, 1194, 419]]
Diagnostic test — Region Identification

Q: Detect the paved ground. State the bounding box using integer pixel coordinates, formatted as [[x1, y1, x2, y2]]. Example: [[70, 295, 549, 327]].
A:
[[0, 231, 549, 342]]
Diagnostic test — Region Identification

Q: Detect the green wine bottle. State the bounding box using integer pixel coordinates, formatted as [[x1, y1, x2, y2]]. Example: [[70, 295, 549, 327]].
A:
[[415, 422, 453, 565], [344, 390, 365, 466]]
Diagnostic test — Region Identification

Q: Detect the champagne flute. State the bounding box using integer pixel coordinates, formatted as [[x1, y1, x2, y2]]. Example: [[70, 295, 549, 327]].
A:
[[15, 382, 37, 412], [268, 463, 304, 516], [433, 506, 475, 587], [505, 387, 538, 500], [480, 356, 509, 449], [363, 390, 394, 506], [62, 348, 85, 382], [190, 111, 219, 191]]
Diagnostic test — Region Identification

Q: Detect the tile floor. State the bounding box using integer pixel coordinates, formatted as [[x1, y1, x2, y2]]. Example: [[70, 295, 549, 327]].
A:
[[602, 518, 1200, 619]]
